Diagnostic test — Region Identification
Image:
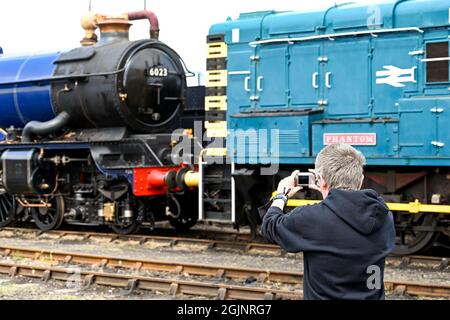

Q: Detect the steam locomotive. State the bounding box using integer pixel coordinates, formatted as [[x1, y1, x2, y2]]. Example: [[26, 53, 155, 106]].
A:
[[0, 11, 202, 234]]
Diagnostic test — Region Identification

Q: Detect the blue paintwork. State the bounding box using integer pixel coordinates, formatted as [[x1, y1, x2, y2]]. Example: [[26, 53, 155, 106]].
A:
[[0, 51, 61, 127], [210, 0, 450, 166]]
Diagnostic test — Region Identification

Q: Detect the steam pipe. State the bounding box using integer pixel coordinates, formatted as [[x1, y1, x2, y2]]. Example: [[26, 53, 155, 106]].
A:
[[22, 112, 71, 143], [127, 9, 160, 39]]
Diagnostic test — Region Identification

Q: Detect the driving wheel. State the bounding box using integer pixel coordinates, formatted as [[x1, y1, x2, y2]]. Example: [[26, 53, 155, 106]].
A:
[[392, 212, 439, 255], [0, 193, 16, 228], [30, 195, 65, 231]]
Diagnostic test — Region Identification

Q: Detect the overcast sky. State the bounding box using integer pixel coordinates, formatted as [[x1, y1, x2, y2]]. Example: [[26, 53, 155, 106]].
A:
[[0, 0, 378, 85]]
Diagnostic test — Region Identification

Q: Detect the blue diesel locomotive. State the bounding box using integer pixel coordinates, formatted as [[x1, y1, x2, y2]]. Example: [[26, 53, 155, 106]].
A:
[[200, 0, 450, 254]]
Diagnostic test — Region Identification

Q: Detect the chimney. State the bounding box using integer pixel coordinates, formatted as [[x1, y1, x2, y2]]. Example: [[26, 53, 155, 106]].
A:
[[97, 16, 132, 45]]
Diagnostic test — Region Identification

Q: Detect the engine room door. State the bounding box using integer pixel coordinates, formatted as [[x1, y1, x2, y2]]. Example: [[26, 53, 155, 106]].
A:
[[227, 45, 254, 112], [398, 99, 437, 157], [323, 39, 371, 117], [254, 44, 288, 109], [436, 98, 450, 157], [371, 36, 420, 116], [289, 44, 321, 107]]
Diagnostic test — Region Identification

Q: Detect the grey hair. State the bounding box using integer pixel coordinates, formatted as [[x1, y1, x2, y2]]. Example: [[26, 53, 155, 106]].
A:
[[315, 143, 366, 190]]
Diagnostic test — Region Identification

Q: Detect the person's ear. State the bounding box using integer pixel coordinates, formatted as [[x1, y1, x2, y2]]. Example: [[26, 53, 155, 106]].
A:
[[318, 174, 327, 190], [322, 179, 329, 191], [359, 175, 365, 190]]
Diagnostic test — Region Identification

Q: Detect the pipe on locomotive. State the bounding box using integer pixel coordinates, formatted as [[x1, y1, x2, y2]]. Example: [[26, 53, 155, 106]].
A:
[[80, 9, 159, 46], [22, 112, 71, 143], [127, 10, 160, 40]]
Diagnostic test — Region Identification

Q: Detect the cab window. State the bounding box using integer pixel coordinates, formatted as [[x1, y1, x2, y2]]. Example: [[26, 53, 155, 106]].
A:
[[426, 42, 449, 83]]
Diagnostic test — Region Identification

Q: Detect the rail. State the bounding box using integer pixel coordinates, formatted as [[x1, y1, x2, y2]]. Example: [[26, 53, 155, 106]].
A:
[[0, 245, 449, 299]]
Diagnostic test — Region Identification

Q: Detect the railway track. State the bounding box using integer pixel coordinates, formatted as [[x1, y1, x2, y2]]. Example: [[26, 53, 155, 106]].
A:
[[0, 245, 301, 300], [0, 245, 449, 299], [388, 255, 450, 270], [0, 262, 300, 300], [159, 222, 259, 242], [0, 227, 283, 255], [0, 227, 449, 270], [0, 245, 301, 285]]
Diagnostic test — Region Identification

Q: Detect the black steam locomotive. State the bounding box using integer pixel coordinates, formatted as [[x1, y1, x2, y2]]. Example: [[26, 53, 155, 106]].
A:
[[0, 12, 203, 234]]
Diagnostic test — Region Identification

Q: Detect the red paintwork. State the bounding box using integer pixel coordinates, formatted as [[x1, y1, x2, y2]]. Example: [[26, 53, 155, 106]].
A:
[[133, 166, 178, 197]]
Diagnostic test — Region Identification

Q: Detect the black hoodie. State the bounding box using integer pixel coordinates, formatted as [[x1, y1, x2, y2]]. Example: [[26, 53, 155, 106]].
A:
[[261, 189, 396, 300]]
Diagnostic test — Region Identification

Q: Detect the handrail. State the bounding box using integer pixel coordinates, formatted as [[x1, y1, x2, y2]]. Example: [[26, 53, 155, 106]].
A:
[[270, 191, 450, 214], [420, 57, 450, 63], [249, 27, 423, 47]]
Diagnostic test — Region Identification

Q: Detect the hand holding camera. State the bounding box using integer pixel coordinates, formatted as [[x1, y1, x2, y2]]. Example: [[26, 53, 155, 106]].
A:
[[277, 170, 321, 199], [296, 170, 321, 192]]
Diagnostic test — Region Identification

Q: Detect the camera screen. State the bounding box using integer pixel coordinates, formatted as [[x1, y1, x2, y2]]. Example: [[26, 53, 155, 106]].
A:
[[297, 175, 310, 185]]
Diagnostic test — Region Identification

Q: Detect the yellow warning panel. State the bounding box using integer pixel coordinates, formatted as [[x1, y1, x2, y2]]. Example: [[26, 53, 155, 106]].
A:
[[206, 129, 227, 138], [207, 42, 228, 59], [205, 148, 227, 157], [205, 121, 227, 138], [205, 121, 227, 130], [206, 70, 228, 88], [205, 96, 227, 111]]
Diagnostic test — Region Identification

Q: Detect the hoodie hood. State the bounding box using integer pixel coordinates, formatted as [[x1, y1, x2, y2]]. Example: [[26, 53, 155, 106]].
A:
[[322, 189, 389, 235]]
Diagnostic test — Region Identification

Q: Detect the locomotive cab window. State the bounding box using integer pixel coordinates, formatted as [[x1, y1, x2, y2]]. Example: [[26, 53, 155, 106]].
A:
[[426, 42, 449, 83]]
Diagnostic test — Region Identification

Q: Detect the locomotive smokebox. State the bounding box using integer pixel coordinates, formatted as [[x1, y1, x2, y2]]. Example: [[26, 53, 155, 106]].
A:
[[52, 31, 185, 133]]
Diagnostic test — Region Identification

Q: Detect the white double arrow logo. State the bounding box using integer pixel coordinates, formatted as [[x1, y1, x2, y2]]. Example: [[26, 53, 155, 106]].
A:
[[376, 65, 417, 88]]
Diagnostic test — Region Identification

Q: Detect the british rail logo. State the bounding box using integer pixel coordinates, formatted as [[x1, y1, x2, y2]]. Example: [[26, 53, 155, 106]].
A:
[[324, 133, 377, 146], [375, 65, 417, 88]]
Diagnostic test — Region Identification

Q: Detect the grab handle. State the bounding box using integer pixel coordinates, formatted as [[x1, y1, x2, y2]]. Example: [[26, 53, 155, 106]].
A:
[[244, 76, 250, 92], [325, 72, 332, 89], [257, 76, 264, 92], [312, 72, 319, 89]]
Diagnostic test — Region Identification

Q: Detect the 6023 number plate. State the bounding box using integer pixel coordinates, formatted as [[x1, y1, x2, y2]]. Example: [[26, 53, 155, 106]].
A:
[[148, 67, 168, 77]]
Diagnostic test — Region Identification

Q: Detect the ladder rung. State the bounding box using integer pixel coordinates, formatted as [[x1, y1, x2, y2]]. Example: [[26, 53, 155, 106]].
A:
[[203, 198, 232, 203]]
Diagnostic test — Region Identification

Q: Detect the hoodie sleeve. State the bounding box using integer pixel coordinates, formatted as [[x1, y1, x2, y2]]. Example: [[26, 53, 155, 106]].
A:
[[261, 205, 314, 253]]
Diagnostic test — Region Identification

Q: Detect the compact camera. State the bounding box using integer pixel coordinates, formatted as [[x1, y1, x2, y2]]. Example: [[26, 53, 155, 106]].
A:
[[296, 172, 316, 187]]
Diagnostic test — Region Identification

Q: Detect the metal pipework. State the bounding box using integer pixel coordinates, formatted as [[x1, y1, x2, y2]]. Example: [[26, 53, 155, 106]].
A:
[[21, 111, 71, 143], [127, 9, 160, 39], [17, 198, 51, 208], [80, 9, 160, 45]]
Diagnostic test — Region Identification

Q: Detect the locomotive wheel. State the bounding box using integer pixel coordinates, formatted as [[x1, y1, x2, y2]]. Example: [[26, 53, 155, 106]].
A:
[[31, 195, 65, 231], [111, 220, 140, 235], [392, 212, 439, 255], [0, 193, 16, 228], [110, 200, 142, 235]]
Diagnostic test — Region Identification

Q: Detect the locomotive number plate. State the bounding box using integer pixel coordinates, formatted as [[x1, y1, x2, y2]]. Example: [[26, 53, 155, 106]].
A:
[[324, 133, 377, 146], [148, 67, 168, 77]]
